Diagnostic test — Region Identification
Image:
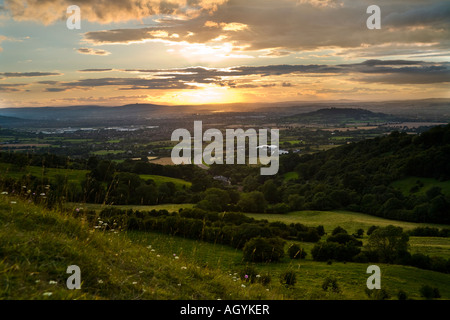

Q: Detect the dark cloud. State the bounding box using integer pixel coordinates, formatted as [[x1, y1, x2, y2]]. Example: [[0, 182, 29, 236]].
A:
[[79, 69, 114, 72], [45, 88, 67, 92], [77, 48, 111, 56], [0, 83, 27, 92], [0, 72, 62, 78], [37, 60, 450, 93]]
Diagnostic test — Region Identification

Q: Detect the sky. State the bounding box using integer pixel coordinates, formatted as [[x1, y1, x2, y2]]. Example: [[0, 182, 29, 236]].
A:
[[0, 0, 449, 108]]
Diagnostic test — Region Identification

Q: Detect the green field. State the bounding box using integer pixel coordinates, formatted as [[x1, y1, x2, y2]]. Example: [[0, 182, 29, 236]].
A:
[[246, 210, 449, 234], [1, 196, 450, 300], [0, 162, 192, 190], [128, 230, 450, 300], [67, 203, 194, 213], [391, 177, 450, 196], [330, 136, 352, 141], [283, 171, 299, 181], [0, 163, 88, 184], [91, 150, 125, 156], [139, 174, 192, 189], [0, 197, 279, 300]]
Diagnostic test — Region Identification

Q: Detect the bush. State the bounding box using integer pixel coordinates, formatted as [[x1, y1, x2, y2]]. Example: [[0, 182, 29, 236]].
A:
[[311, 242, 361, 262], [366, 288, 390, 300], [354, 228, 364, 238], [327, 233, 362, 246], [397, 290, 408, 300], [242, 237, 285, 263], [367, 225, 379, 235], [316, 225, 325, 236], [297, 229, 321, 242], [420, 285, 441, 299], [270, 203, 290, 214], [322, 277, 340, 293], [280, 270, 296, 286], [332, 226, 347, 235], [288, 243, 307, 259]]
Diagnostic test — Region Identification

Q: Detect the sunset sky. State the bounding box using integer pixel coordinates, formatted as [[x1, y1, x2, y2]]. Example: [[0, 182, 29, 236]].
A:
[[0, 0, 449, 107]]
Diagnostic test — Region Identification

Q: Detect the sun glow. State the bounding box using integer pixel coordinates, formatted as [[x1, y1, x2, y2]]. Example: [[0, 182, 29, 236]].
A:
[[160, 86, 244, 105]]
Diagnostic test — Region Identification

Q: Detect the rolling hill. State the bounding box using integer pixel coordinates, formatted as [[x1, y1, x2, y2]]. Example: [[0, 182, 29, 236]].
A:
[[282, 108, 404, 124]]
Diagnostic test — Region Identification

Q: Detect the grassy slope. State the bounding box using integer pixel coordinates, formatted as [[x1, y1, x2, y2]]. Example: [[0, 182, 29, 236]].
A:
[[0, 163, 88, 184], [2, 197, 450, 300], [66, 203, 195, 213], [0, 162, 192, 189], [0, 197, 277, 300], [139, 174, 192, 188], [391, 177, 450, 196], [246, 210, 449, 234], [129, 231, 450, 300]]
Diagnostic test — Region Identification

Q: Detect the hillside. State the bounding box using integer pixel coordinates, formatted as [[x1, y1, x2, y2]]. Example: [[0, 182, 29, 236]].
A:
[[277, 124, 450, 223], [282, 108, 403, 124], [0, 197, 279, 300]]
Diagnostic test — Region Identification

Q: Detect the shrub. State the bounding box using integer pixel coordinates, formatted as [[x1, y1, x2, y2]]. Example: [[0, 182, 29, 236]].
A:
[[332, 226, 347, 235], [410, 253, 431, 269], [288, 243, 307, 259], [367, 225, 379, 235], [311, 242, 361, 262], [366, 288, 390, 300], [311, 242, 340, 261], [354, 228, 364, 238], [242, 237, 285, 263], [316, 225, 325, 236], [322, 277, 340, 293], [397, 290, 408, 300], [280, 270, 296, 286], [297, 229, 321, 242], [327, 233, 362, 246], [270, 203, 290, 214], [420, 285, 441, 299], [374, 289, 391, 300]]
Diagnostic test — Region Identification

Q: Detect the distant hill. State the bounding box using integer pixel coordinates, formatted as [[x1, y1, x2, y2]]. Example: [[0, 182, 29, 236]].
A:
[[0, 104, 172, 121], [0, 115, 29, 127], [283, 107, 404, 124]]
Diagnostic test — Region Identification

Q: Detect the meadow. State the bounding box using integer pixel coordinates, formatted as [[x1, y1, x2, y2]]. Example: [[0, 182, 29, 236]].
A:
[[1, 194, 450, 300], [127, 230, 450, 300], [138, 174, 192, 189], [0, 162, 88, 184], [0, 162, 192, 190], [246, 210, 449, 234]]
